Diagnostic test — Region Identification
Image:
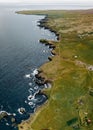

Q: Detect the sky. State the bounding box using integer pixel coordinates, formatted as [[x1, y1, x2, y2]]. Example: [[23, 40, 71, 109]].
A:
[[0, 0, 93, 5]]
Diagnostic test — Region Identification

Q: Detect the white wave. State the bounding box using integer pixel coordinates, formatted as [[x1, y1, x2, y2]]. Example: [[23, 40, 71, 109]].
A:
[[34, 86, 39, 90], [28, 102, 35, 108], [43, 50, 46, 53], [28, 92, 37, 102], [0, 111, 11, 116], [31, 90, 39, 100], [28, 88, 34, 93], [25, 74, 31, 78], [32, 69, 38, 76], [29, 82, 32, 86], [42, 95, 46, 98], [0, 110, 6, 114], [30, 90, 39, 101], [44, 84, 48, 88], [34, 90, 39, 95], [28, 102, 33, 106], [6, 123, 9, 126], [25, 100, 27, 104], [28, 95, 33, 101], [18, 107, 26, 115], [13, 113, 16, 116]]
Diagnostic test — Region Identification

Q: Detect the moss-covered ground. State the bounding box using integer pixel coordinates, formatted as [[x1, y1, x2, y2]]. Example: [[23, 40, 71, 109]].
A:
[[17, 9, 93, 130]]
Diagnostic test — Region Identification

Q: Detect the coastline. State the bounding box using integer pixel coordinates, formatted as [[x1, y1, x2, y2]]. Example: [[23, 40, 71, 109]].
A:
[[18, 10, 93, 130], [18, 12, 58, 130], [18, 100, 49, 130], [38, 15, 60, 41]]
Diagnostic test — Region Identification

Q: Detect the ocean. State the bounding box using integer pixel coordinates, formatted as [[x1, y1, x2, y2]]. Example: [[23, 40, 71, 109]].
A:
[[0, 5, 57, 130]]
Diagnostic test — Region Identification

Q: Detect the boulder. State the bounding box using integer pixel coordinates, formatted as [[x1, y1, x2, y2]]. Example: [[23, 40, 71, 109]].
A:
[[0, 111, 8, 120], [11, 117, 16, 123], [18, 108, 26, 114], [48, 56, 52, 61]]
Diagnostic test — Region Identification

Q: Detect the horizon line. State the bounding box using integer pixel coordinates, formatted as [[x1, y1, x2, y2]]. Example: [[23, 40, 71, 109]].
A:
[[0, 2, 93, 6]]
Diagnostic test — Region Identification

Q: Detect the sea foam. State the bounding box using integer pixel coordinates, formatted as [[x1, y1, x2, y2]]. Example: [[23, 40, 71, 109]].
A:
[[32, 69, 38, 76], [25, 74, 31, 78]]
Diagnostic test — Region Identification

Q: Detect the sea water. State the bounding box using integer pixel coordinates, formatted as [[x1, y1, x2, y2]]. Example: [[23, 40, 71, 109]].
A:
[[0, 5, 56, 130]]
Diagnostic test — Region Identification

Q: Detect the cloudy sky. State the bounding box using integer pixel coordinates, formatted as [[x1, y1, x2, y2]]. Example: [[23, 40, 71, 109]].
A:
[[0, 0, 93, 5]]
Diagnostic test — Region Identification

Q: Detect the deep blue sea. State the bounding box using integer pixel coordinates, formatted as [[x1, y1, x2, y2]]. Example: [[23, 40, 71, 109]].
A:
[[0, 4, 93, 130], [0, 5, 57, 130]]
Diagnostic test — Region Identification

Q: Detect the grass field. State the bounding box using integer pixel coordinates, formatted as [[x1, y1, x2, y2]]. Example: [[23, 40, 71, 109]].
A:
[[17, 9, 93, 130]]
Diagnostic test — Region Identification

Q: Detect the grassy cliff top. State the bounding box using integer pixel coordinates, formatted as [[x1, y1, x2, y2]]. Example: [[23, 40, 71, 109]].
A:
[[17, 9, 93, 130]]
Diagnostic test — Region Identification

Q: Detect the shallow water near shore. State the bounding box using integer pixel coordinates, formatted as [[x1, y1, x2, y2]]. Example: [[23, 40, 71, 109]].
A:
[[0, 6, 57, 130]]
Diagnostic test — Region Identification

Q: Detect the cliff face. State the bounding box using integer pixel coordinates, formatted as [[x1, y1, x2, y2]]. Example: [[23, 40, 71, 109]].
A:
[[18, 10, 93, 130]]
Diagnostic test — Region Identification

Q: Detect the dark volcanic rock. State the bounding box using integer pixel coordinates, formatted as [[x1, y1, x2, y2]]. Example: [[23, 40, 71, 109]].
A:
[[51, 50, 56, 55], [35, 78, 45, 86], [48, 56, 52, 61], [49, 44, 56, 49]]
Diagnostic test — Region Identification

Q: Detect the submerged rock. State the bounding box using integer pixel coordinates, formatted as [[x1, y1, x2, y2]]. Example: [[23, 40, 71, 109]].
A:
[[0, 111, 9, 120], [39, 39, 49, 44], [18, 108, 26, 114], [35, 74, 46, 86], [11, 117, 16, 123], [35, 78, 45, 85], [48, 56, 52, 61]]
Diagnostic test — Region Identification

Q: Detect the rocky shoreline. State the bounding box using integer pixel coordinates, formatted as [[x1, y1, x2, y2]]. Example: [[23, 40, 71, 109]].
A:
[[38, 15, 60, 41], [34, 15, 59, 89], [18, 13, 58, 130], [0, 14, 57, 129]]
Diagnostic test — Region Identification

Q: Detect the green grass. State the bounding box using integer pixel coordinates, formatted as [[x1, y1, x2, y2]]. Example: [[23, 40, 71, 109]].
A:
[[17, 10, 93, 130]]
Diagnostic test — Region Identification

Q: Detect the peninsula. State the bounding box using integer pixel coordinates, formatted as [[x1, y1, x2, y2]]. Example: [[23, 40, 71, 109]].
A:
[[17, 9, 93, 130]]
